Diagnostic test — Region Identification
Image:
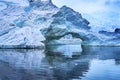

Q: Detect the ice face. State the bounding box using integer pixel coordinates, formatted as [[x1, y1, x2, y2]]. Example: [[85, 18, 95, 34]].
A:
[[28, 0, 53, 7], [28, 0, 51, 3], [41, 0, 49, 1], [0, 2, 7, 11]]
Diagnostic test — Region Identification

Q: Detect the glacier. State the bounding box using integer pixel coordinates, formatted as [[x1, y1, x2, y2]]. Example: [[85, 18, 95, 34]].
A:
[[0, 0, 120, 49]]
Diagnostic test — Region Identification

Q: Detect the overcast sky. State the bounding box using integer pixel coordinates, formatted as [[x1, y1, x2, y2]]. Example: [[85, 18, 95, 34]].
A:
[[1, 0, 119, 13], [52, 0, 120, 13]]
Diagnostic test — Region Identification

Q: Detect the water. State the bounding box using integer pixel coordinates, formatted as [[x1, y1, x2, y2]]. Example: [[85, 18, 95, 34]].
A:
[[0, 45, 120, 80]]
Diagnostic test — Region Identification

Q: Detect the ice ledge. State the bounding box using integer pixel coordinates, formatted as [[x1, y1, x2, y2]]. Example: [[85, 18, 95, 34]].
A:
[[0, 45, 45, 49]]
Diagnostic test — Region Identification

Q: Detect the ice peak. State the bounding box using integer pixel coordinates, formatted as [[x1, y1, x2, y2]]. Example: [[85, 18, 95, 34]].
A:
[[28, 0, 51, 3], [28, 0, 52, 6]]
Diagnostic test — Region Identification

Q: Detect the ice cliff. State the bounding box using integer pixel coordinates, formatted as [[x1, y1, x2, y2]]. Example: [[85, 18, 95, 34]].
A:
[[0, 0, 120, 48]]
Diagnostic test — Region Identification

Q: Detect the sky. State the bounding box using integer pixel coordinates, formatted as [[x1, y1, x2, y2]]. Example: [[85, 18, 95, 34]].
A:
[[52, 0, 120, 13], [0, 0, 120, 31]]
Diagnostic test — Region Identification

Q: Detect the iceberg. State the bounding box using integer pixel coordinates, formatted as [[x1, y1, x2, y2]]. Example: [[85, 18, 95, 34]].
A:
[[0, 0, 120, 48]]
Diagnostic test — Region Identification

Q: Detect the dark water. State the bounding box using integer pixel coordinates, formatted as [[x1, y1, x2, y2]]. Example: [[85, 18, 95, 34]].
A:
[[0, 45, 120, 80]]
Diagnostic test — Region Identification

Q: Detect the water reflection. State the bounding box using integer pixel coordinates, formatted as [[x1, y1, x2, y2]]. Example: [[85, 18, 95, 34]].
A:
[[0, 49, 55, 80], [0, 45, 120, 80]]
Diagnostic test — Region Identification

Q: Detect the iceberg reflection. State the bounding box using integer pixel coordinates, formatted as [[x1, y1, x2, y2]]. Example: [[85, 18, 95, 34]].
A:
[[46, 45, 82, 58], [0, 46, 120, 80]]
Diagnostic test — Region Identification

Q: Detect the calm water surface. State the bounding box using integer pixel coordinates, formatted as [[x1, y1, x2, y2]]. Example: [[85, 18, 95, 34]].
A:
[[0, 45, 120, 80]]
